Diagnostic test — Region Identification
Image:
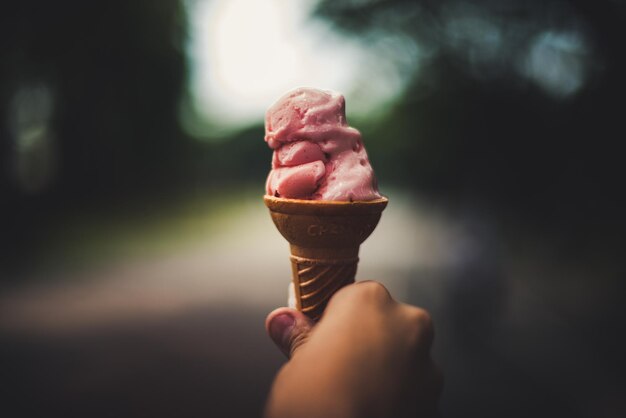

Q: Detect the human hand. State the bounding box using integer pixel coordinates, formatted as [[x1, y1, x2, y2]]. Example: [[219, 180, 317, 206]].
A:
[[264, 281, 442, 418]]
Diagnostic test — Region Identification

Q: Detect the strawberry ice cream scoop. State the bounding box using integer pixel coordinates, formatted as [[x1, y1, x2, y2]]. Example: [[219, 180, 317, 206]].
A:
[[265, 87, 381, 201]]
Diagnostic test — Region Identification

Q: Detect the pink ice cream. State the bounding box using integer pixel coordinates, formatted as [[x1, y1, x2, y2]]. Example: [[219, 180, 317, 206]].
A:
[[264, 87, 381, 201]]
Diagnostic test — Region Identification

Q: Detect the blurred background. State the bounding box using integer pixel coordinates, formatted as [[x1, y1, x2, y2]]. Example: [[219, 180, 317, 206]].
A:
[[1, 0, 625, 416]]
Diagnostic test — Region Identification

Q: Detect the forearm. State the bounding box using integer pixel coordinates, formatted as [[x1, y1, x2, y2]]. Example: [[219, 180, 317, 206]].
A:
[[265, 359, 362, 418]]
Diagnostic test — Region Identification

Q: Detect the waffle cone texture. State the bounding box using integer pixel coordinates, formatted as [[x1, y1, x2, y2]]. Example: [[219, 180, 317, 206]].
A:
[[264, 195, 388, 321]]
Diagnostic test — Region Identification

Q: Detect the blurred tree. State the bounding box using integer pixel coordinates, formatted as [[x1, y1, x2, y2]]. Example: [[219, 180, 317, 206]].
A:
[[316, 0, 626, 231], [0, 0, 189, 272], [0, 0, 188, 201]]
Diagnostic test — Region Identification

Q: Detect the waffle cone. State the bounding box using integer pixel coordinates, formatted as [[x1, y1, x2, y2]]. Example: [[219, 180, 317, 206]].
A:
[[264, 195, 388, 321]]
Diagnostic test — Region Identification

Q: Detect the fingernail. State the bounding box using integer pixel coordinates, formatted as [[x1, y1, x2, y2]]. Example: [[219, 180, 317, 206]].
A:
[[269, 313, 296, 350]]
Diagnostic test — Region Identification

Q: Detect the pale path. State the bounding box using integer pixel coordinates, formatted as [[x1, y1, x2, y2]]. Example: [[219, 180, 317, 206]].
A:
[[1, 190, 622, 417], [0, 191, 453, 334]]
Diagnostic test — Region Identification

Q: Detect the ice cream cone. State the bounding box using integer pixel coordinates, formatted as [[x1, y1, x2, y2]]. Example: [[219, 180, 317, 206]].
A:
[[264, 195, 388, 321]]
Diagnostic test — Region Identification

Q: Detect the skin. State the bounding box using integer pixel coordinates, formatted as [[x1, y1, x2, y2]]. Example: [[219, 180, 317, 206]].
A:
[[264, 281, 443, 418]]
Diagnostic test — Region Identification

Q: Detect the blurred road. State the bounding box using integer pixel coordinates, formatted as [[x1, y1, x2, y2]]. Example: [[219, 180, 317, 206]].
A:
[[1, 190, 624, 417]]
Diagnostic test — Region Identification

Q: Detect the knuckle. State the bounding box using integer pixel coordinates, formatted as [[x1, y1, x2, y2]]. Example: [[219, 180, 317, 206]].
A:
[[288, 330, 309, 358], [328, 281, 392, 311], [405, 306, 435, 347], [325, 284, 352, 310], [356, 281, 392, 303]]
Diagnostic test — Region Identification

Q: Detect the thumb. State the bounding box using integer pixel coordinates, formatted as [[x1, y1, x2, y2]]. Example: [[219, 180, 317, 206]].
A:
[[265, 307, 315, 358]]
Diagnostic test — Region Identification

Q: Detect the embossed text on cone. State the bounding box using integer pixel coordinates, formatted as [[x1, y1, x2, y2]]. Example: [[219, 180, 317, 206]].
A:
[[264, 196, 388, 321]]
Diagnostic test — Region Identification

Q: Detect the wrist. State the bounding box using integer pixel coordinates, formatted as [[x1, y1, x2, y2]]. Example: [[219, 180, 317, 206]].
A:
[[265, 360, 363, 418]]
